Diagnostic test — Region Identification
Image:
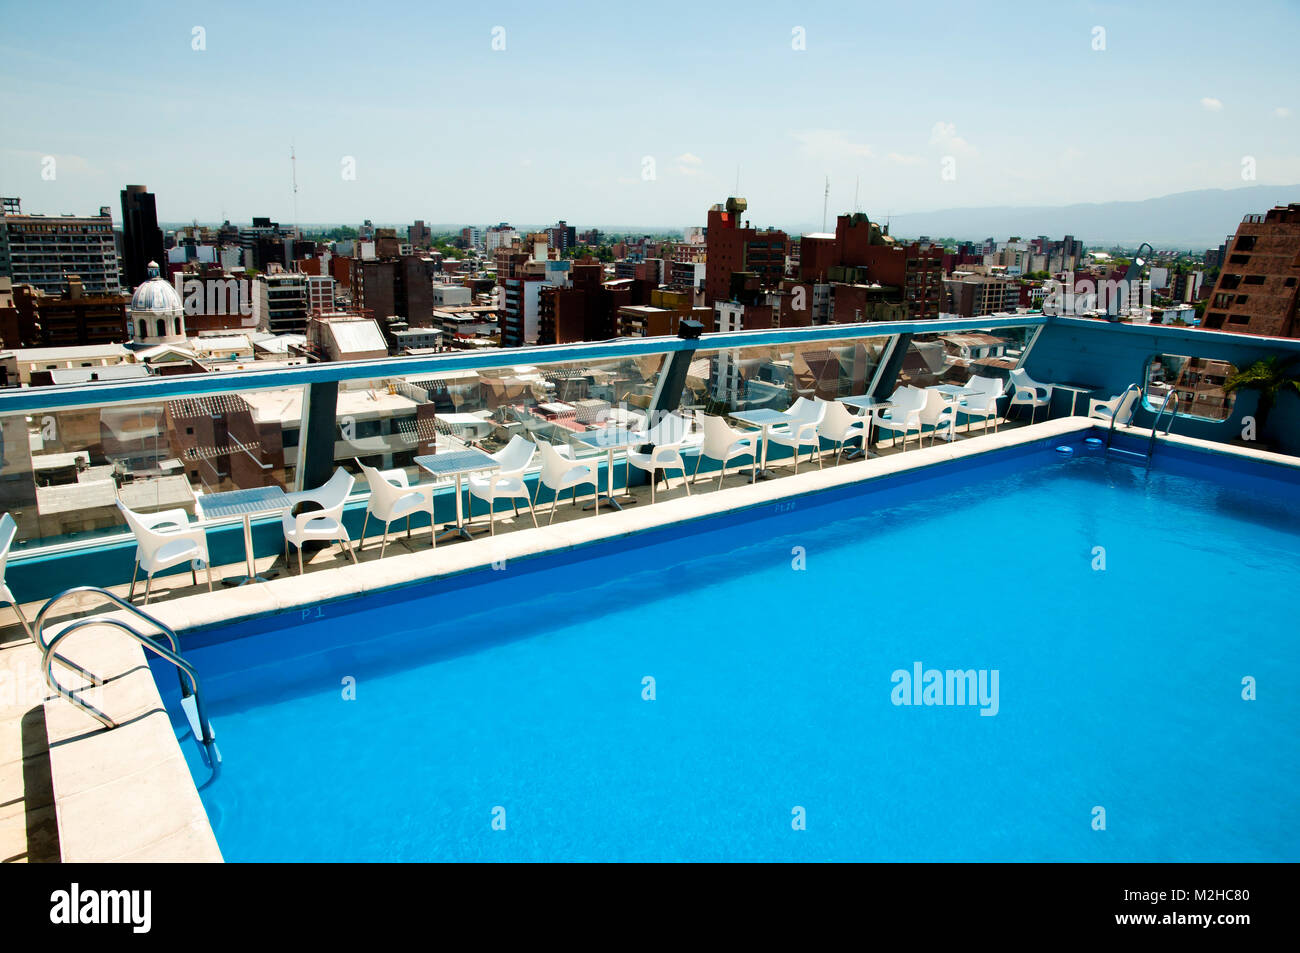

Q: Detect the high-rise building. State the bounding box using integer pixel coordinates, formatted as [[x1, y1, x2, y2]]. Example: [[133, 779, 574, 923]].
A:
[[486, 223, 518, 253], [3, 276, 129, 347], [545, 221, 576, 255], [408, 220, 432, 249], [704, 198, 788, 307], [832, 214, 944, 320], [1201, 204, 1300, 336], [0, 197, 122, 295], [254, 272, 309, 334], [350, 256, 436, 326], [120, 185, 165, 290], [944, 271, 1020, 317]]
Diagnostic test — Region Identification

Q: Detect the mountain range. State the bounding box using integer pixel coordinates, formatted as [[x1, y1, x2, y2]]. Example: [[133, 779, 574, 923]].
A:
[[880, 185, 1300, 250]]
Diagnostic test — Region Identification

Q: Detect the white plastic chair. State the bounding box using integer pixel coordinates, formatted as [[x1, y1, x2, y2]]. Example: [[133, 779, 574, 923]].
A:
[[956, 377, 1003, 434], [533, 438, 598, 522], [817, 398, 868, 464], [693, 413, 758, 487], [468, 435, 538, 534], [356, 460, 436, 557], [768, 397, 827, 473], [628, 413, 693, 502], [282, 468, 358, 574], [116, 501, 213, 604], [919, 389, 957, 445], [1007, 368, 1054, 423], [1088, 387, 1141, 426], [0, 513, 32, 638], [871, 387, 924, 450]]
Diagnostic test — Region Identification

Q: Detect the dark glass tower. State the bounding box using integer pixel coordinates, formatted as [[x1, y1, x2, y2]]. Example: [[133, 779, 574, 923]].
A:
[[120, 184, 164, 290]]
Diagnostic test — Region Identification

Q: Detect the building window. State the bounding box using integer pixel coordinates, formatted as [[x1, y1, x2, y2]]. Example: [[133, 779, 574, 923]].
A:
[[156, 318, 166, 337], [1243, 275, 1265, 285], [1144, 354, 1237, 421]]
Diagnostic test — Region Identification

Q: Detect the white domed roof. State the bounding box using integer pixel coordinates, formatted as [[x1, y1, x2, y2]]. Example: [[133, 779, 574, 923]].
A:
[[130, 278, 184, 314], [130, 273, 183, 316]]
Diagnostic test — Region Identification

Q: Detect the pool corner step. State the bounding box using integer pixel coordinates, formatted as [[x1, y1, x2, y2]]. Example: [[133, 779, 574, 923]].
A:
[[180, 694, 221, 768]]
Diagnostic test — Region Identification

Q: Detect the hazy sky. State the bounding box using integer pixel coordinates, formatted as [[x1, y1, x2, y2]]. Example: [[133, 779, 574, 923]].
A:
[[2, 0, 1297, 231]]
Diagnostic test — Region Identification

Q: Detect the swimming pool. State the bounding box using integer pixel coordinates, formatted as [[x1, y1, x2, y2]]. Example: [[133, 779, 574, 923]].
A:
[[155, 437, 1300, 861]]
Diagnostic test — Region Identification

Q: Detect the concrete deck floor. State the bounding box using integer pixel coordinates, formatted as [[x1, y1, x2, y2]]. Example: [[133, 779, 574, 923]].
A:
[[0, 414, 1030, 862]]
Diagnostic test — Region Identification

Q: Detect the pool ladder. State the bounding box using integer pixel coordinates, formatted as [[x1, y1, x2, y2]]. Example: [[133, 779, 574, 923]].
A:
[[32, 586, 220, 770], [1103, 384, 1176, 471]]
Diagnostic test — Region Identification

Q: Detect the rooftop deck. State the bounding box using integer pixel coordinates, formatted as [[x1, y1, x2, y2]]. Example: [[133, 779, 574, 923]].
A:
[[4, 312, 1300, 863]]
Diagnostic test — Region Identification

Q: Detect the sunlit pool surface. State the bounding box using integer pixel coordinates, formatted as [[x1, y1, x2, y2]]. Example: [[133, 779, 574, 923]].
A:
[[155, 439, 1300, 861]]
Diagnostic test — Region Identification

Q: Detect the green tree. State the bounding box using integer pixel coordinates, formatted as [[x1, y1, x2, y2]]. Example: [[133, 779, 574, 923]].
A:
[[1223, 355, 1300, 434]]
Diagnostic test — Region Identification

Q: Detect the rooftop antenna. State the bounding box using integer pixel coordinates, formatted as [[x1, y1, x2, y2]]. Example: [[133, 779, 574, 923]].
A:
[[290, 143, 300, 240], [854, 176, 860, 213], [822, 176, 829, 232]]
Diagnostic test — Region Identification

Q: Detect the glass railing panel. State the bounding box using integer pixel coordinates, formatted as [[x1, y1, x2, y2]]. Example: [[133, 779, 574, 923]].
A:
[[689, 333, 894, 417], [1, 384, 307, 551]]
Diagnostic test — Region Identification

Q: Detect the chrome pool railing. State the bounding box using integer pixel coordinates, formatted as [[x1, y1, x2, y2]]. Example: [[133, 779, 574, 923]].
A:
[[1145, 391, 1179, 472], [33, 586, 220, 768]]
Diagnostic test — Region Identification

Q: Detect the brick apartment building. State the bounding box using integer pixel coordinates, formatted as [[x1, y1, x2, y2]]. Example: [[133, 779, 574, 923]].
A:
[[830, 213, 944, 320], [1, 277, 128, 347], [350, 256, 436, 327], [791, 213, 944, 322], [1201, 204, 1300, 336], [704, 198, 788, 306], [537, 260, 613, 344]]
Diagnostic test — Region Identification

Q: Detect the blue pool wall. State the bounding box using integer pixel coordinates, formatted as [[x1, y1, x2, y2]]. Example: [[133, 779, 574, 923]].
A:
[[1027, 317, 1300, 453]]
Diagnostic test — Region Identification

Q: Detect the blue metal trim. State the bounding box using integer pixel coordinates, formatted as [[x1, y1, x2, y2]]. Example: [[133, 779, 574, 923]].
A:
[[0, 316, 1046, 413], [1047, 315, 1300, 353]]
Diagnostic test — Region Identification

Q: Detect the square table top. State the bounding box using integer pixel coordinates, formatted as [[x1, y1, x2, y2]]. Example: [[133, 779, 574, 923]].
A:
[[731, 408, 792, 426], [575, 428, 641, 450], [839, 395, 893, 411], [931, 384, 980, 397], [414, 448, 500, 477], [1053, 382, 1102, 393], [196, 485, 289, 519]]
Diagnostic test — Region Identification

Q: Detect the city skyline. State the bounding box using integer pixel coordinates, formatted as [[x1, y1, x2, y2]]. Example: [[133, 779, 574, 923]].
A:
[[2, 0, 1298, 229]]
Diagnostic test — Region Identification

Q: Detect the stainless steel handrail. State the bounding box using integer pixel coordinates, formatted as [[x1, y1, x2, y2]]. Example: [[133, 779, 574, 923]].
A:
[[1145, 390, 1178, 471], [1104, 383, 1143, 450], [34, 587, 216, 755], [34, 585, 180, 655]]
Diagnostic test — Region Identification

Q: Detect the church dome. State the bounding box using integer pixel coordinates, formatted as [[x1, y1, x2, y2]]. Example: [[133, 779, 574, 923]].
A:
[[129, 261, 183, 316], [129, 261, 186, 344]]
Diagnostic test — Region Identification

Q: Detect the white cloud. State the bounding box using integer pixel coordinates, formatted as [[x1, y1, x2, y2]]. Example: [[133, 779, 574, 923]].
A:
[[792, 129, 873, 161], [1200, 97, 1223, 112], [885, 152, 924, 165], [673, 152, 703, 175], [928, 121, 974, 155], [1276, 106, 1292, 119]]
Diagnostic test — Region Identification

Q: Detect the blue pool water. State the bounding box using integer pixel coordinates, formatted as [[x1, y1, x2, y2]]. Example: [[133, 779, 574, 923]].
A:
[[156, 439, 1300, 861]]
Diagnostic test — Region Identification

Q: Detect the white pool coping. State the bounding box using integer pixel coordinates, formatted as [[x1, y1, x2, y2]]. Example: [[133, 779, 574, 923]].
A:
[[41, 414, 1295, 862], [40, 622, 222, 862]]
